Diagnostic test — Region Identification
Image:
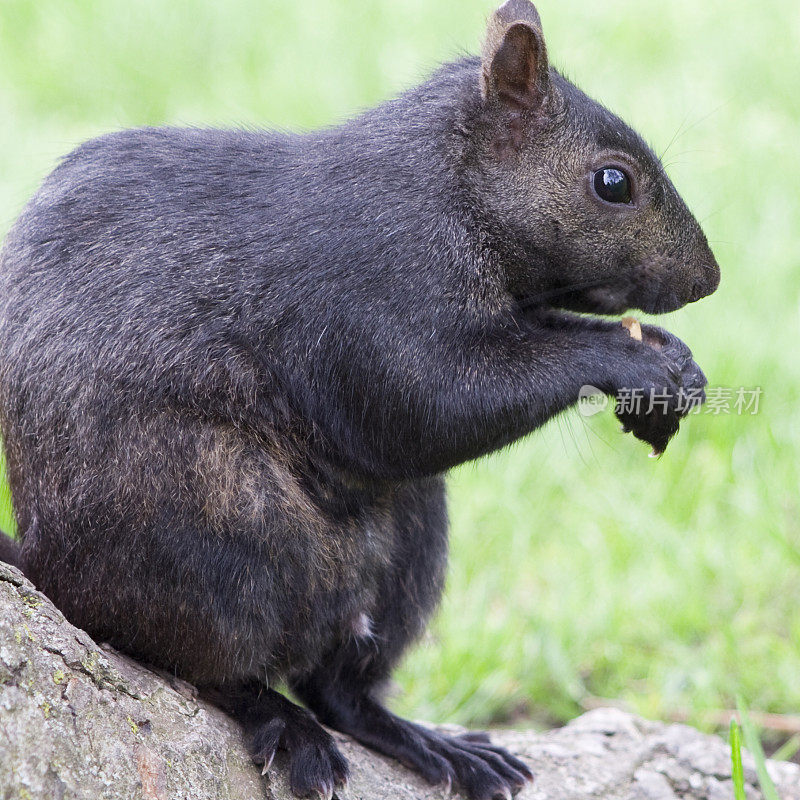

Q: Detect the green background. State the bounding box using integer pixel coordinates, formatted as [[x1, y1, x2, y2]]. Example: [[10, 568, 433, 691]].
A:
[[1, 0, 798, 734]]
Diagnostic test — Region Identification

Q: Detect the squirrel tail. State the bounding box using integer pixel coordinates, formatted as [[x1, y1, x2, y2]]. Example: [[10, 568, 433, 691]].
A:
[[0, 531, 22, 570]]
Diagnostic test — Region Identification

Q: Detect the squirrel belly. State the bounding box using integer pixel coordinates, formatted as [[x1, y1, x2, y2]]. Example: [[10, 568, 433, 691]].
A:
[[10, 409, 449, 686]]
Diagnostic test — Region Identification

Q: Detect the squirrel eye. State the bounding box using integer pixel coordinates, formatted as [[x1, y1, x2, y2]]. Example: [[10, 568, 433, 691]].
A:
[[593, 167, 632, 204]]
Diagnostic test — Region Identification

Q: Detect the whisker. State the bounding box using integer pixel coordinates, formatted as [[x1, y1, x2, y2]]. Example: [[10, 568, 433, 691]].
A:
[[676, 100, 729, 138], [658, 112, 691, 163], [658, 102, 728, 163], [515, 277, 611, 310]]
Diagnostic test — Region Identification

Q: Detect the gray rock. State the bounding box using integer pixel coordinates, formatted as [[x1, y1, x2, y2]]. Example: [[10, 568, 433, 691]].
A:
[[1, 560, 797, 800]]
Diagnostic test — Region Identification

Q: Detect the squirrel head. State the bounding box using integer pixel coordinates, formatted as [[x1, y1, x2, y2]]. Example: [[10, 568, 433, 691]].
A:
[[470, 0, 720, 314]]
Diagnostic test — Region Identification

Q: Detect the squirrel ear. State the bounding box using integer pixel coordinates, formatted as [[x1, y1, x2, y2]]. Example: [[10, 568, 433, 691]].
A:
[[481, 0, 549, 111]]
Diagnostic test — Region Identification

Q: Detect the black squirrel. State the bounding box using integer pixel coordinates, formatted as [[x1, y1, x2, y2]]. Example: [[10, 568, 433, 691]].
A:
[[0, 1, 719, 798]]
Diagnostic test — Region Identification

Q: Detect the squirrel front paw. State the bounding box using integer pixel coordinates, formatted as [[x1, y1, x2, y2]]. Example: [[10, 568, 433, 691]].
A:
[[614, 323, 707, 455]]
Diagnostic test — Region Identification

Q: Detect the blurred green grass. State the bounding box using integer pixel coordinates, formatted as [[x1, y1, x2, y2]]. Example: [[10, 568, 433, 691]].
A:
[[1, 0, 799, 732]]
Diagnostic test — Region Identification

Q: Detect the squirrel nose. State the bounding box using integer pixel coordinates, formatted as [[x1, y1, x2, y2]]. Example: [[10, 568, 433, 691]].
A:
[[688, 259, 721, 302], [688, 281, 706, 302]]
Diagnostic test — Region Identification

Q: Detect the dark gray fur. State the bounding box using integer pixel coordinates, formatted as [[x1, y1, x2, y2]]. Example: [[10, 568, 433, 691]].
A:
[[0, 2, 718, 798]]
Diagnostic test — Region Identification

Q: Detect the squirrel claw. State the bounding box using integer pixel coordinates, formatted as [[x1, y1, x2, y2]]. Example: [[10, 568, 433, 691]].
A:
[[260, 749, 276, 776], [316, 781, 334, 800], [442, 773, 453, 798]]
